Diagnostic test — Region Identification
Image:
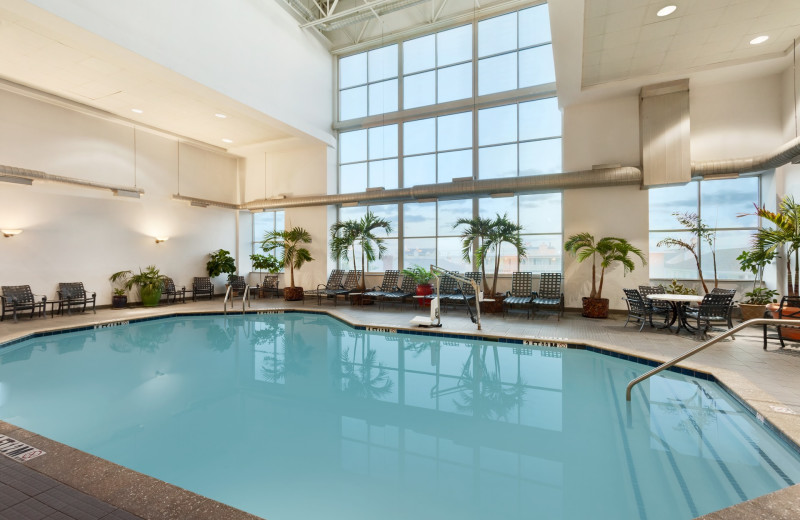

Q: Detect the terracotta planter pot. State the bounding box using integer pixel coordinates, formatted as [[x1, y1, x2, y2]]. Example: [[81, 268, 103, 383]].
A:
[[582, 297, 609, 319], [416, 283, 433, 307], [767, 303, 800, 340], [739, 303, 767, 322], [284, 286, 304, 301]]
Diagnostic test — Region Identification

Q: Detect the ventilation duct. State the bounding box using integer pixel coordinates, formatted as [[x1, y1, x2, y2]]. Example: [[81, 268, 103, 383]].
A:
[[0, 164, 144, 196], [691, 135, 800, 179]]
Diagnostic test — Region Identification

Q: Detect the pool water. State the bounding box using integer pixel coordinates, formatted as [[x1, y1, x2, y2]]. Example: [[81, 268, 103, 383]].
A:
[[0, 313, 798, 520]]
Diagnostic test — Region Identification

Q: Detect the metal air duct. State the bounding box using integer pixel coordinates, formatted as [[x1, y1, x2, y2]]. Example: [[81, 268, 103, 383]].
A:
[[691, 135, 800, 178], [0, 164, 144, 196]]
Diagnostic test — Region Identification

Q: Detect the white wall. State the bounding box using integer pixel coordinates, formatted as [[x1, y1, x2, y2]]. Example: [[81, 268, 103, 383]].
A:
[[0, 88, 239, 304], [27, 0, 334, 144]]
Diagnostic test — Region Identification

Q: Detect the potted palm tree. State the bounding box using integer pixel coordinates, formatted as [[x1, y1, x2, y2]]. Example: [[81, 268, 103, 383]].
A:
[[109, 265, 168, 307], [262, 226, 313, 301], [329, 211, 393, 292], [454, 216, 494, 294], [564, 233, 646, 318]]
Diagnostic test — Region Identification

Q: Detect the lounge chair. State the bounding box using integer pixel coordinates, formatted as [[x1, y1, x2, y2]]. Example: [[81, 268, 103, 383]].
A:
[[426, 271, 460, 310], [443, 271, 481, 308], [261, 274, 280, 298], [162, 277, 186, 304], [764, 296, 800, 349], [380, 276, 418, 309], [191, 277, 214, 301], [1, 285, 46, 322], [308, 269, 348, 305], [57, 282, 97, 315], [341, 270, 359, 302], [503, 272, 534, 318], [363, 270, 400, 301], [532, 272, 564, 320]]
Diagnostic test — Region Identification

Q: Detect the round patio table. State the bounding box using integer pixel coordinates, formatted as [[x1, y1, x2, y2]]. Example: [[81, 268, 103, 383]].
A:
[[646, 293, 704, 335]]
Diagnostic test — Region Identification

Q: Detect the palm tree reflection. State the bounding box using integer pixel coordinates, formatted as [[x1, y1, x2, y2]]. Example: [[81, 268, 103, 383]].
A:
[[335, 332, 394, 400], [453, 346, 527, 421]]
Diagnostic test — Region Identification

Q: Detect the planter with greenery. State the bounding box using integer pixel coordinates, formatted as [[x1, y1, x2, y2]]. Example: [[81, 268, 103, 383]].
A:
[[750, 196, 800, 297], [111, 288, 127, 309], [402, 265, 434, 305], [737, 246, 779, 321], [564, 233, 646, 319], [262, 227, 313, 301], [207, 249, 236, 279], [330, 211, 393, 292], [110, 265, 168, 307]]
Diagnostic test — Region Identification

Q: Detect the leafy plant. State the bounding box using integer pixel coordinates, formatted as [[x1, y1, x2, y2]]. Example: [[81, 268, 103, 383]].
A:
[[747, 196, 800, 296], [401, 265, 433, 285], [666, 279, 697, 295], [110, 266, 167, 306], [112, 288, 126, 296], [455, 214, 526, 295], [207, 249, 236, 278], [564, 233, 646, 300], [656, 212, 717, 293], [737, 246, 779, 304], [250, 253, 281, 285], [742, 287, 778, 305], [330, 211, 393, 291], [262, 226, 314, 289]]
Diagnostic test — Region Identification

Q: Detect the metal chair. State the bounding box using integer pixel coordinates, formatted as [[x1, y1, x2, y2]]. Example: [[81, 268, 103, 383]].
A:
[[622, 288, 649, 331], [503, 272, 534, 318], [57, 282, 97, 314], [261, 274, 280, 298], [308, 269, 348, 305], [162, 277, 186, 304], [380, 276, 417, 309], [443, 271, 481, 308], [638, 285, 673, 327], [764, 296, 800, 349], [364, 270, 400, 300], [690, 292, 736, 339], [532, 273, 564, 320], [191, 277, 214, 301], [0, 285, 46, 322]]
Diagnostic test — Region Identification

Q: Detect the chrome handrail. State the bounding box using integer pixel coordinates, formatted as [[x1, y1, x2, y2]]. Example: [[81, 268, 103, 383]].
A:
[[223, 285, 232, 315], [243, 284, 251, 313], [626, 318, 792, 401]]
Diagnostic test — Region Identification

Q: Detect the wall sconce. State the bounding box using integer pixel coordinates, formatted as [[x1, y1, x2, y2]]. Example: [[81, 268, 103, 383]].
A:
[[155, 236, 169, 244], [2, 229, 22, 237]]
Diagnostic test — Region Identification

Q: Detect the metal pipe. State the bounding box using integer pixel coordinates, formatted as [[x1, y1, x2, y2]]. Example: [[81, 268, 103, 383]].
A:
[[691, 135, 800, 178], [1, 164, 144, 196]]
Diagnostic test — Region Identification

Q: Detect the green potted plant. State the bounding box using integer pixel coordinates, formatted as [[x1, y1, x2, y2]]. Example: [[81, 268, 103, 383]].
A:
[[329, 211, 393, 292], [111, 288, 127, 309], [262, 226, 313, 301], [401, 265, 434, 305], [207, 249, 236, 279], [250, 253, 281, 297], [109, 265, 168, 307], [737, 247, 779, 321], [564, 233, 646, 319]]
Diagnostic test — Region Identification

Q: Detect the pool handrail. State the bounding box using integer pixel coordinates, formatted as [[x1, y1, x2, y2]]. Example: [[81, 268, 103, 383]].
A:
[[223, 285, 232, 315], [626, 318, 791, 401], [243, 284, 251, 313]]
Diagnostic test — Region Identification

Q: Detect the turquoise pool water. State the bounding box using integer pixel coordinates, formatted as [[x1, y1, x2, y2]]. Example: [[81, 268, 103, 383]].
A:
[[0, 313, 798, 519]]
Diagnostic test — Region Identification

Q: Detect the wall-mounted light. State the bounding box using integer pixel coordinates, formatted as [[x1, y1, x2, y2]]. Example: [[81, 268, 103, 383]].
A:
[[155, 236, 169, 244], [2, 229, 22, 237]]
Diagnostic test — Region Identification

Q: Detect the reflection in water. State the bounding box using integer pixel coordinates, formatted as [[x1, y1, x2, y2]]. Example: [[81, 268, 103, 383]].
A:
[[110, 321, 174, 353], [334, 331, 394, 400], [452, 346, 527, 420]]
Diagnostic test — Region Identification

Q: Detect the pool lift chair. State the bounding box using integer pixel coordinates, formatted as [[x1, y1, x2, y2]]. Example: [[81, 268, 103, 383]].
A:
[[411, 265, 485, 330]]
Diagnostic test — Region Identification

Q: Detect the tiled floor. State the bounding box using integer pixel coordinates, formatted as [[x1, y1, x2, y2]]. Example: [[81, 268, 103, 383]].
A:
[[1, 296, 800, 519]]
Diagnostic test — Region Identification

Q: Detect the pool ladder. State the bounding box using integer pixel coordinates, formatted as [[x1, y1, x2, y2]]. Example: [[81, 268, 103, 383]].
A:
[[223, 285, 251, 315], [626, 318, 790, 401]]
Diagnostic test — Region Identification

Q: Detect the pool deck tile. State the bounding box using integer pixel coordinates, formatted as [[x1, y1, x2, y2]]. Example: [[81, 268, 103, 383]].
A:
[[3, 297, 800, 519]]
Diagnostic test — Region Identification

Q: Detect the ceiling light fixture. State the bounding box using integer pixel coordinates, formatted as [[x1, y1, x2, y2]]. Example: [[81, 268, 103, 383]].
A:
[[215, 113, 227, 119], [656, 5, 676, 17], [155, 236, 169, 244], [750, 36, 769, 45], [222, 138, 233, 143], [1, 229, 22, 238], [131, 108, 143, 114]]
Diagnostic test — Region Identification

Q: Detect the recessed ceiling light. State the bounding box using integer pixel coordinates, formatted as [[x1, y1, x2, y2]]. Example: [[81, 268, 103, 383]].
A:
[[131, 108, 143, 114], [222, 138, 233, 144], [656, 5, 676, 17], [215, 113, 227, 119], [750, 35, 769, 45]]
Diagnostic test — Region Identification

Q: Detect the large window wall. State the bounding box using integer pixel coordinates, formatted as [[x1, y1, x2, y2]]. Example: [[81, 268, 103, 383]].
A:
[[336, 3, 561, 274], [648, 177, 760, 281], [253, 210, 285, 257]]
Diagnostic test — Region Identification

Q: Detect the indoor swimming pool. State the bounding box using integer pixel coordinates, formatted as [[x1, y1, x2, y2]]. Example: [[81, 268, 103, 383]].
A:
[[0, 312, 798, 520]]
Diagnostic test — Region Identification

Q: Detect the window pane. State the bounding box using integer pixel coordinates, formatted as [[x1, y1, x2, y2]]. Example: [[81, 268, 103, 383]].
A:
[[369, 159, 398, 189], [275, 211, 285, 232], [340, 52, 367, 89], [437, 236, 472, 272], [340, 86, 367, 120], [404, 35, 435, 74], [479, 53, 518, 96], [368, 238, 398, 272], [369, 79, 398, 116], [339, 206, 367, 222], [404, 202, 436, 237], [520, 97, 561, 140], [519, 193, 562, 234], [368, 44, 398, 82], [404, 155, 436, 187], [253, 212, 274, 241], [649, 231, 697, 280], [368, 204, 399, 237], [438, 199, 472, 236], [340, 129, 367, 163], [369, 125, 398, 160], [649, 183, 698, 230], [437, 112, 472, 151], [701, 230, 748, 281], [340, 163, 367, 193], [404, 238, 436, 270], [438, 150, 472, 183], [479, 13, 518, 57], [519, 138, 561, 176], [403, 71, 436, 109], [479, 144, 517, 179], [438, 63, 472, 103], [519, 4, 551, 48], [519, 235, 561, 274], [404, 118, 436, 155], [478, 196, 517, 223], [700, 177, 759, 228], [479, 104, 517, 146], [519, 44, 556, 87], [437, 25, 472, 66], [481, 240, 518, 274]]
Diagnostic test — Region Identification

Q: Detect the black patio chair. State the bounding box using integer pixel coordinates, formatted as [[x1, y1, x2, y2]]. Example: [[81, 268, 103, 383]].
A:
[[342, 270, 360, 301], [308, 269, 348, 305], [228, 275, 247, 297], [638, 285, 673, 328], [261, 274, 280, 298], [191, 277, 214, 301], [532, 272, 564, 320], [162, 277, 186, 304], [503, 272, 534, 318], [622, 288, 649, 332], [689, 292, 736, 339], [364, 270, 400, 300], [381, 276, 418, 309], [426, 272, 460, 310], [764, 296, 800, 350], [57, 282, 97, 314], [443, 272, 481, 308], [1, 285, 46, 322]]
